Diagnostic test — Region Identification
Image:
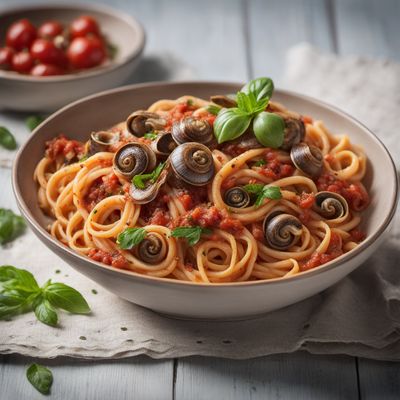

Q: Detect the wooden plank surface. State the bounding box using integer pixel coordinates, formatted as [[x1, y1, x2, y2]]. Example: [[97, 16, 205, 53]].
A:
[[1, 0, 400, 399], [247, 0, 335, 82], [175, 353, 359, 400], [0, 355, 173, 400]]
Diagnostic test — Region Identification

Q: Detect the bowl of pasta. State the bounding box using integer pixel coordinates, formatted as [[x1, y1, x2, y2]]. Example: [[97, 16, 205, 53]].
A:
[[12, 79, 398, 319]]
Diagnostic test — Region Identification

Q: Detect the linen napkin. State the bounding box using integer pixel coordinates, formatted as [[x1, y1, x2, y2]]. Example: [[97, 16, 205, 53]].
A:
[[1, 45, 400, 361]]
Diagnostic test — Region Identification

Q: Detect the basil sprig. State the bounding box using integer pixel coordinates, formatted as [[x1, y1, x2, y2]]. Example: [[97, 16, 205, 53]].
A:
[[244, 184, 282, 207], [0, 126, 17, 150], [27, 363, 53, 395], [132, 162, 165, 189], [26, 115, 45, 131], [0, 208, 26, 245], [171, 226, 212, 246], [0, 265, 90, 326], [117, 227, 146, 249], [213, 77, 285, 148]]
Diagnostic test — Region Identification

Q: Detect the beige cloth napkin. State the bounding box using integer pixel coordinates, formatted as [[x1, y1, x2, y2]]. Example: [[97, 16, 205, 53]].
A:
[[1, 45, 400, 361]]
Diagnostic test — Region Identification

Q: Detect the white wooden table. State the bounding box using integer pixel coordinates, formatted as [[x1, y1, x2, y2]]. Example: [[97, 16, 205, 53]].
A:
[[1, 0, 400, 398]]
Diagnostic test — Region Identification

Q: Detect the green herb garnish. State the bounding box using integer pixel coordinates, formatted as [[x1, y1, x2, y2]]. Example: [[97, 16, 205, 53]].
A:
[[213, 77, 284, 148], [0, 126, 17, 150], [132, 162, 165, 190], [244, 184, 282, 207], [0, 265, 90, 326], [171, 226, 212, 246], [79, 154, 89, 163], [27, 364, 53, 395], [117, 227, 146, 250], [0, 209, 26, 245], [144, 132, 158, 140], [253, 159, 266, 167], [206, 104, 221, 115], [25, 115, 45, 131]]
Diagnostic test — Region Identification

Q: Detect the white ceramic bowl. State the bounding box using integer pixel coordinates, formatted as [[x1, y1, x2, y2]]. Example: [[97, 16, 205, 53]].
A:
[[0, 3, 145, 111], [12, 82, 398, 319]]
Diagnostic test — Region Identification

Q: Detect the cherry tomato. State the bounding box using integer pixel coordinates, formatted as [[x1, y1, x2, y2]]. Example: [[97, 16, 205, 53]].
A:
[[70, 15, 100, 38], [11, 52, 34, 73], [67, 36, 105, 69], [30, 63, 65, 76], [0, 47, 14, 70], [30, 38, 67, 67], [38, 21, 64, 39], [6, 19, 37, 51]]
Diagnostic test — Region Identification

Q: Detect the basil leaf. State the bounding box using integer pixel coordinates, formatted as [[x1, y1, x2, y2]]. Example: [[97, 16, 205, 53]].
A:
[[117, 227, 146, 250], [236, 92, 254, 113], [27, 364, 53, 395], [44, 283, 90, 314], [241, 77, 274, 102], [205, 104, 221, 116], [243, 184, 264, 195], [0, 208, 26, 245], [34, 298, 58, 327], [144, 132, 158, 140], [26, 116, 45, 131], [0, 265, 39, 293], [132, 162, 166, 189], [0, 126, 17, 150], [171, 226, 212, 246], [253, 112, 285, 148], [255, 185, 282, 207], [213, 108, 252, 144]]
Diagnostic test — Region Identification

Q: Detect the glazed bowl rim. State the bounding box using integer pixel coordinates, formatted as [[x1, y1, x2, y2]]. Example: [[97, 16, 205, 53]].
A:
[[12, 80, 399, 288], [0, 1, 145, 83]]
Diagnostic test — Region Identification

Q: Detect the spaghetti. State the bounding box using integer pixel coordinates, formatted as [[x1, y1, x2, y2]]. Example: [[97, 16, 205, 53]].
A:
[[34, 80, 369, 283]]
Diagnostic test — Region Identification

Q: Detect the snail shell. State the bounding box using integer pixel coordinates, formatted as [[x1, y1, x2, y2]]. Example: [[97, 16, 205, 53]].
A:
[[171, 117, 216, 147], [263, 212, 303, 250], [290, 142, 323, 178], [113, 143, 156, 180], [126, 110, 167, 137], [280, 118, 305, 151], [136, 232, 167, 264], [129, 161, 169, 204], [169, 142, 215, 187], [210, 95, 237, 108], [314, 191, 349, 219], [88, 130, 119, 154], [150, 132, 178, 157], [224, 187, 250, 208]]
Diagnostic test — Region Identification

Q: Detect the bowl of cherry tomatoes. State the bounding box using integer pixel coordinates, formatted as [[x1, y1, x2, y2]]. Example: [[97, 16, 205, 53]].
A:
[[0, 3, 145, 111]]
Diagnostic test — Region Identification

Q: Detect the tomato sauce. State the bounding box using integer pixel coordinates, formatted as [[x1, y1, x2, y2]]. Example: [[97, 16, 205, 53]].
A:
[[45, 134, 84, 162], [84, 173, 120, 211], [257, 156, 294, 180], [173, 205, 243, 234], [298, 192, 315, 209], [140, 191, 170, 226], [317, 173, 369, 211], [88, 248, 129, 269], [301, 233, 343, 271]]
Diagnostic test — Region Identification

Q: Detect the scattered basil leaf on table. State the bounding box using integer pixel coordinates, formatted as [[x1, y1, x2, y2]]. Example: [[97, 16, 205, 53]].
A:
[[253, 112, 285, 148], [0, 265, 90, 326], [117, 227, 146, 249], [212, 77, 285, 147], [171, 226, 212, 246], [244, 184, 282, 207], [132, 162, 166, 189], [0, 126, 17, 150], [25, 115, 45, 131], [26, 363, 53, 395]]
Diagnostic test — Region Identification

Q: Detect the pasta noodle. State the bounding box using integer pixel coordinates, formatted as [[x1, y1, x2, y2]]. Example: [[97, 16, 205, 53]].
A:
[[34, 89, 369, 283]]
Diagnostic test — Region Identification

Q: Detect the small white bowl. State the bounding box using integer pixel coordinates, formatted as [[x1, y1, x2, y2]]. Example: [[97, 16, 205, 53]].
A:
[[0, 3, 145, 111], [13, 82, 398, 319]]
